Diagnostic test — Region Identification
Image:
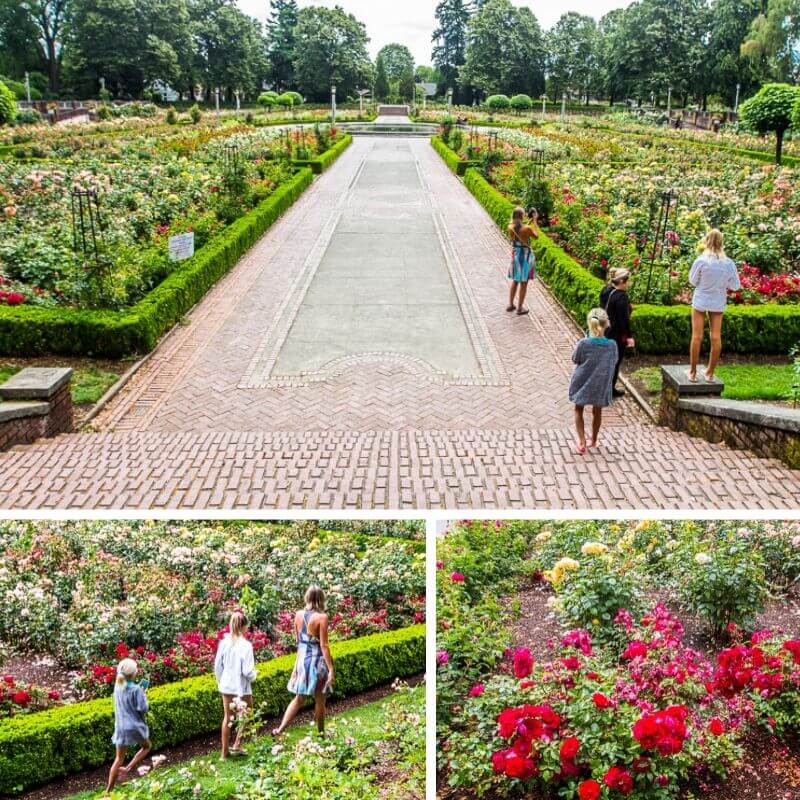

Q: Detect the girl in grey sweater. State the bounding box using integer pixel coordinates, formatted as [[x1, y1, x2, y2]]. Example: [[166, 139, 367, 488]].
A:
[[106, 658, 152, 792], [569, 308, 618, 454]]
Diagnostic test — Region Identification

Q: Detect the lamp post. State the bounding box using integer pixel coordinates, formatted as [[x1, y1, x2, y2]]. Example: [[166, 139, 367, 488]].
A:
[[447, 87, 453, 109], [540, 93, 547, 121], [667, 86, 672, 120], [561, 92, 566, 121], [234, 90, 240, 112], [331, 84, 336, 124], [214, 87, 220, 119], [734, 83, 741, 113], [24, 71, 31, 103]]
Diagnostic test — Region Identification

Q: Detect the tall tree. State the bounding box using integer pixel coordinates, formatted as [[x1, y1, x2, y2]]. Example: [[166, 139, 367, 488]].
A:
[[374, 53, 390, 100], [546, 12, 599, 102], [19, 1, 69, 92], [188, 0, 267, 101], [0, 0, 42, 79], [707, 0, 761, 107], [265, 0, 297, 91], [596, 8, 630, 105], [459, 0, 545, 99], [292, 5, 372, 102], [432, 0, 471, 103], [64, 0, 193, 98], [376, 43, 415, 100], [741, 0, 800, 83]]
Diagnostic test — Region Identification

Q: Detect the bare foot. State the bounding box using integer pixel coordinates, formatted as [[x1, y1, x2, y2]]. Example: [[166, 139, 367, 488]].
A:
[[588, 439, 598, 449], [703, 371, 714, 382], [687, 370, 698, 383], [575, 442, 587, 455]]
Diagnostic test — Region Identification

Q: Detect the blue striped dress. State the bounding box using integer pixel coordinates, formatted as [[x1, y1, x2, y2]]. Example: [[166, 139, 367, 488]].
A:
[[287, 610, 331, 696]]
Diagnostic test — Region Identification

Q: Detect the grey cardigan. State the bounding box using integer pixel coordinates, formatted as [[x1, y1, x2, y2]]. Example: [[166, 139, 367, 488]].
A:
[[568, 337, 617, 407]]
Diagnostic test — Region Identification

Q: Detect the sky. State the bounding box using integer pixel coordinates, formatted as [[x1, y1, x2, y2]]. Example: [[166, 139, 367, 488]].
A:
[[238, 1, 636, 66]]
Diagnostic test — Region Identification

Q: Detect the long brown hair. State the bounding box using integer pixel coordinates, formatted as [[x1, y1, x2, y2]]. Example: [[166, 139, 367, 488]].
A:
[[511, 207, 525, 234], [229, 610, 249, 639]]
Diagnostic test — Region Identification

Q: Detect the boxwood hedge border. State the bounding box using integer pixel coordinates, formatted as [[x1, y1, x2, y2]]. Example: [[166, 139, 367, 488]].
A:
[[432, 139, 800, 354], [0, 136, 352, 358], [0, 623, 424, 794]]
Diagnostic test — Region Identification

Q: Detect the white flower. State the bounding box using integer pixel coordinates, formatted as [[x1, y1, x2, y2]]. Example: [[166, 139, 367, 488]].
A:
[[694, 552, 712, 565]]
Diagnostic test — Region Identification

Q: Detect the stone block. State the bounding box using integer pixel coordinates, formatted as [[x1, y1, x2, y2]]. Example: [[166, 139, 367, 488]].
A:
[[0, 367, 73, 400], [660, 365, 724, 396]]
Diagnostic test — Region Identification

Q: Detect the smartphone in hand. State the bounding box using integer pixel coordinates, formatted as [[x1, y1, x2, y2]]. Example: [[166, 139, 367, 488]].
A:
[[139, 678, 151, 690]]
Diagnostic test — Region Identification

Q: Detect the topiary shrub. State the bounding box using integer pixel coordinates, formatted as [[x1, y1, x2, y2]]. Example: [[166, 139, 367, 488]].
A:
[[510, 93, 532, 113], [258, 91, 279, 109], [165, 106, 178, 125], [0, 80, 17, 126], [189, 103, 202, 124], [284, 91, 303, 107], [486, 94, 511, 111], [739, 83, 800, 165]]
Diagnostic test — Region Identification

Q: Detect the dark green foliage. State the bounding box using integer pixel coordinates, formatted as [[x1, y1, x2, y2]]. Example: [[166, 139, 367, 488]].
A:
[[0, 625, 424, 794], [431, 135, 480, 175], [0, 79, 15, 125]]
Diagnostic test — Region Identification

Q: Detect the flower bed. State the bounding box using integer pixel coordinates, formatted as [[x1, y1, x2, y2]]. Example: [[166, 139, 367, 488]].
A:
[[434, 136, 800, 353], [0, 126, 351, 356], [438, 520, 800, 800], [0, 625, 425, 794], [0, 520, 424, 719]]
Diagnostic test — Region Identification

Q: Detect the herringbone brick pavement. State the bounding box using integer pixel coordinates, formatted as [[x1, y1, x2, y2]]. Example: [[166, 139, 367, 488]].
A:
[[0, 137, 798, 509]]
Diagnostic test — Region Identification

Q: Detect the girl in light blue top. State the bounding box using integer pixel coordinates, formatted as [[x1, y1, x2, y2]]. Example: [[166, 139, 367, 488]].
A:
[[688, 229, 741, 383], [106, 658, 152, 792], [272, 585, 334, 736]]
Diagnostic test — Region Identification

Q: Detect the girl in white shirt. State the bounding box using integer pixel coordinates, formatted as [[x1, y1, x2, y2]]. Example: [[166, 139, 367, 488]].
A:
[[214, 611, 257, 759], [688, 229, 741, 382]]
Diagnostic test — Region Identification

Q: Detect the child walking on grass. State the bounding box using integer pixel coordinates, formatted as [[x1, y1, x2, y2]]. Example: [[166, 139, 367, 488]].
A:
[[569, 307, 617, 455], [106, 658, 152, 792]]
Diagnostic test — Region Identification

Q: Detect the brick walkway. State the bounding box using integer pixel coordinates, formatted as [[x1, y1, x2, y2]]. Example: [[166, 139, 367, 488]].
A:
[[1, 137, 799, 509]]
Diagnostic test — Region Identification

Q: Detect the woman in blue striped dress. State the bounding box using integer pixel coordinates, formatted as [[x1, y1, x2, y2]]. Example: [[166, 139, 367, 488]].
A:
[[272, 585, 334, 736]]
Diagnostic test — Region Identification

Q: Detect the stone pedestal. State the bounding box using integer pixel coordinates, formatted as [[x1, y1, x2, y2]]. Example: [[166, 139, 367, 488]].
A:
[[0, 367, 73, 450], [658, 365, 723, 429]]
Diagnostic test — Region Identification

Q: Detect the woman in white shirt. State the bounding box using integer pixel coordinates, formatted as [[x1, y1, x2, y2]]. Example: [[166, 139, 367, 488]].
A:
[[688, 229, 741, 382], [214, 611, 257, 759]]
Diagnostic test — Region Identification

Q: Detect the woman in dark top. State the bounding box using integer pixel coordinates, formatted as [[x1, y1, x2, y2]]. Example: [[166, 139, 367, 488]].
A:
[[600, 268, 635, 398]]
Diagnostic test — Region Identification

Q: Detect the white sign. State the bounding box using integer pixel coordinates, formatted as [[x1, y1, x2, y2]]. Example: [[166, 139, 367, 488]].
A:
[[169, 232, 194, 262]]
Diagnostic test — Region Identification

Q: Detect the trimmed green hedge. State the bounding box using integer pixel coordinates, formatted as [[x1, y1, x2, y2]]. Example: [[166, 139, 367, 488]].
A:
[[0, 167, 317, 357], [459, 165, 800, 354], [293, 133, 352, 174], [431, 135, 481, 176], [0, 624, 424, 794]]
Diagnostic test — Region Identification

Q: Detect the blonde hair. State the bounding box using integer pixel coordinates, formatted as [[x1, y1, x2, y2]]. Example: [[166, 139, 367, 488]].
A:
[[229, 610, 249, 639], [115, 658, 138, 688], [609, 268, 630, 286], [704, 229, 725, 257], [511, 207, 525, 233], [587, 307, 609, 338], [304, 585, 326, 613]]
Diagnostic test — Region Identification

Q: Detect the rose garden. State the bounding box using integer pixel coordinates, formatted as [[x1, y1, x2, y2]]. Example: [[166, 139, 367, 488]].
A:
[[0, 519, 425, 798], [437, 520, 800, 800]]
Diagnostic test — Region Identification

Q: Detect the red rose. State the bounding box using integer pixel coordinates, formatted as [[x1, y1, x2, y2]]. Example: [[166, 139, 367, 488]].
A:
[[604, 766, 633, 795], [520, 679, 535, 689], [593, 692, 613, 709], [560, 736, 581, 762], [12, 690, 30, 707], [505, 754, 538, 780], [578, 780, 602, 800], [450, 571, 465, 583], [469, 684, 485, 697], [513, 648, 533, 679], [708, 718, 725, 736]]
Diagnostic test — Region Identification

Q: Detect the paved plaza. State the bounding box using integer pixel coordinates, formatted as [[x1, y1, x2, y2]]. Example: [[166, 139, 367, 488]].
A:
[[1, 136, 799, 508]]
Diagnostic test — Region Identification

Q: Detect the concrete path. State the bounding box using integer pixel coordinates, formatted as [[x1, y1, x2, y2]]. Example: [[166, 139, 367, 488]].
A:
[[0, 136, 799, 509]]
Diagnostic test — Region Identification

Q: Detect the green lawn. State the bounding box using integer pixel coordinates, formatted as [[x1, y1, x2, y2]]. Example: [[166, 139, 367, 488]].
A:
[[67, 687, 421, 800], [632, 364, 797, 403], [0, 365, 119, 406]]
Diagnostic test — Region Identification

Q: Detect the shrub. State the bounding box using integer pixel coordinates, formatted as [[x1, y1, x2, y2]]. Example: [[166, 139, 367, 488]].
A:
[[189, 103, 202, 124], [284, 91, 303, 107], [680, 539, 767, 637], [277, 93, 295, 110], [258, 91, 279, 109], [556, 552, 641, 637], [0, 81, 18, 126], [523, 178, 554, 225], [13, 108, 41, 126], [165, 106, 178, 125], [510, 94, 532, 112], [486, 94, 511, 111], [0, 625, 424, 794]]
